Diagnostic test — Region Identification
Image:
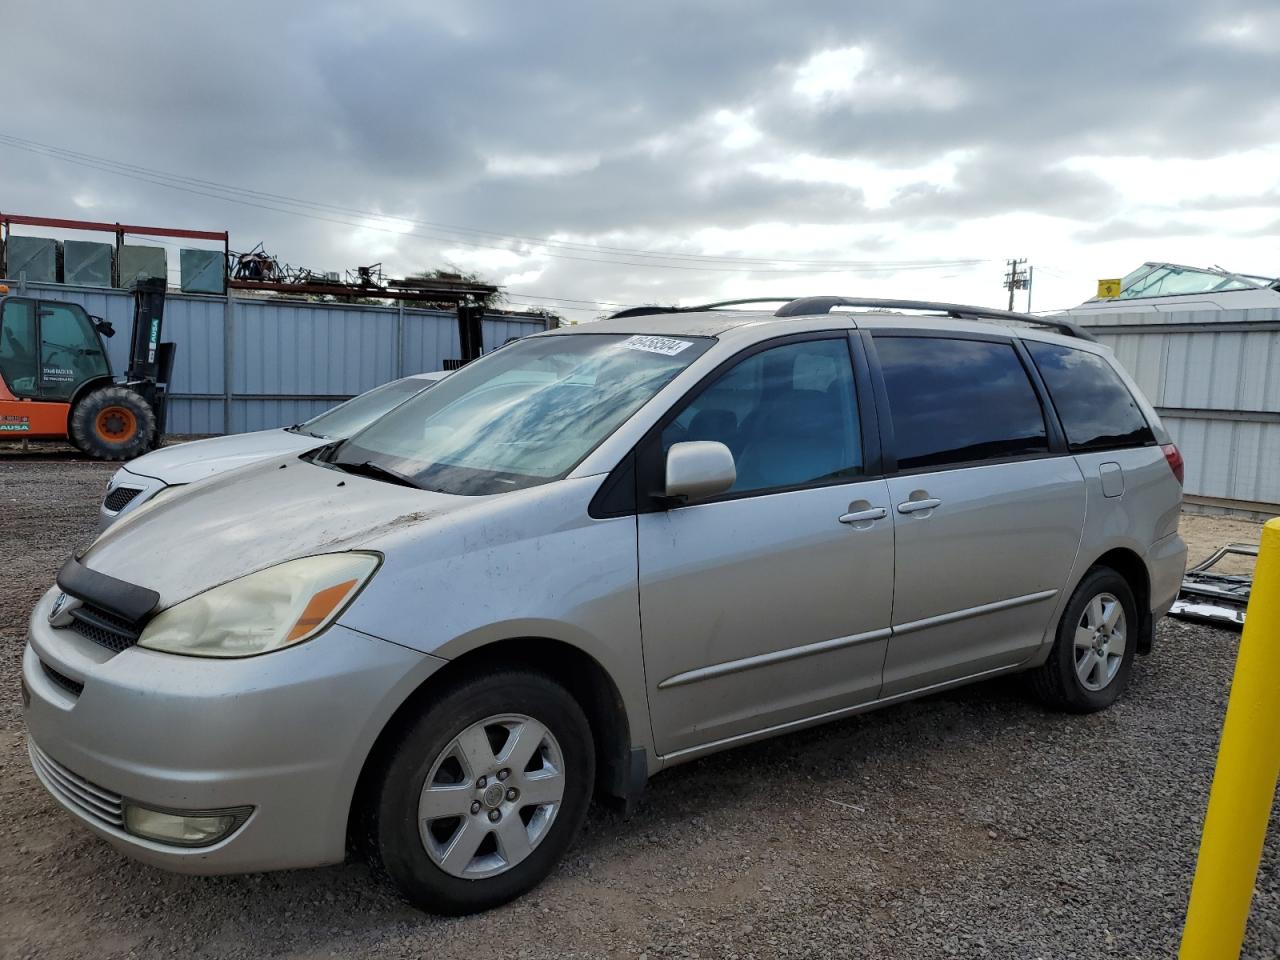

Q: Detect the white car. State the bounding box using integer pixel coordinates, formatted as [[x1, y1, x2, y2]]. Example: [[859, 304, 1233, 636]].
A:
[[99, 371, 448, 528]]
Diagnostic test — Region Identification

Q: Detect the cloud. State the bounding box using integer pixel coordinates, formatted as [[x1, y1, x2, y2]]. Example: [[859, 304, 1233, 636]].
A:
[[3, 0, 1280, 318], [1071, 219, 1214, 244]]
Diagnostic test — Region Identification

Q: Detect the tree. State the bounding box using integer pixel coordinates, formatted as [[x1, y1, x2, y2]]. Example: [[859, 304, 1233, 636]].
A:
[[407, 267, 504, 310]]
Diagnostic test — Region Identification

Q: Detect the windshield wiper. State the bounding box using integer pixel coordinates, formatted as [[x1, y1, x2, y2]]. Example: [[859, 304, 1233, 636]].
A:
[[285, 423, 326, 439], [330, 459, 425, 489]]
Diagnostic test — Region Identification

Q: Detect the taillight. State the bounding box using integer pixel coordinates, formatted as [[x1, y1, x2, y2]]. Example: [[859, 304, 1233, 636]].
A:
[[1162, 443, 1184, 485]]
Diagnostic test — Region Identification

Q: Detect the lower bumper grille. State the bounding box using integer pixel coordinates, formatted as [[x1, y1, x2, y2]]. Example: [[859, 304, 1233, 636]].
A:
[[40, 661, 85, 698], [28, 740, 125, 830]]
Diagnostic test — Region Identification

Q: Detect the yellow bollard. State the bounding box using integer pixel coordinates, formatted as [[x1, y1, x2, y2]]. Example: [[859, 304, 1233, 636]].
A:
[[1180, 517, 1280, 959]]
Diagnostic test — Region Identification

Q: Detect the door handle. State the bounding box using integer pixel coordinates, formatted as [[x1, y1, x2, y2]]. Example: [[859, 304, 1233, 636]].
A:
[[897, 497, 942, 514], [839, 507, 887, 524]]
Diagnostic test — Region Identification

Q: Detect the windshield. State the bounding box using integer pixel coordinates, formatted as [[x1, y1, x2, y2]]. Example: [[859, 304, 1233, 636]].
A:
[[1118, 263, 1261, 299], [329, 333, 713, 495], [292, 376, 436, 439]]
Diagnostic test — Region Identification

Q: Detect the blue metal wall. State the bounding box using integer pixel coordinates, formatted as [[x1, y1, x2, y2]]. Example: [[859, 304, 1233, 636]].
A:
[[6, 281, 549, 435]]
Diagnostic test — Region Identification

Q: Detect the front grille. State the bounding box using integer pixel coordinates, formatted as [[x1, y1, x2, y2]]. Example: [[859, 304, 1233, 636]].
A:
[[103, 486, 144, 513], [40, 661, 85, 698], [28, 741, 125, 830], [68, 605, 140, 654]]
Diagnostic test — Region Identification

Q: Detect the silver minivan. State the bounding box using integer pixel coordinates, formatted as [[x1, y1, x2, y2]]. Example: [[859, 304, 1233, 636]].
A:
[[23, 297, 1187, 914]]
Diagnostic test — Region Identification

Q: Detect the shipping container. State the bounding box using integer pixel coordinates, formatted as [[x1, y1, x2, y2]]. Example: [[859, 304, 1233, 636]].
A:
[[4, 236, 61, 283], [179, 248, 225, 294], [62, 240, 113, 287], [117, 244, 167, 286]]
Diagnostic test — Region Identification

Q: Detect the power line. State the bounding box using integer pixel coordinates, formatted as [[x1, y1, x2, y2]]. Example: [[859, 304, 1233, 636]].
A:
[[0, 133, 995, 275], [0, 133, 993, 269]]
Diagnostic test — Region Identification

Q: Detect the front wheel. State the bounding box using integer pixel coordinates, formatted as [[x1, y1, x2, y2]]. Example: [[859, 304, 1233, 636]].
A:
[[69, 386, 156, 461], [1029, 567, 1138, 713], [368, 669, 595, 914]]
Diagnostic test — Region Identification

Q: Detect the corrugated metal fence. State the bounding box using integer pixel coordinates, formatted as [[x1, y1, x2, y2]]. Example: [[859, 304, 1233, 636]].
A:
[[1073, 306, 1280, 515], [9, 281, 548, 435]]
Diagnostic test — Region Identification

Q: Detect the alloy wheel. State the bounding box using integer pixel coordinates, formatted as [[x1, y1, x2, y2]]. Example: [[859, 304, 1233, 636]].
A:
[[1074, 591, 1127, 692], [418, 713, 566, 879]]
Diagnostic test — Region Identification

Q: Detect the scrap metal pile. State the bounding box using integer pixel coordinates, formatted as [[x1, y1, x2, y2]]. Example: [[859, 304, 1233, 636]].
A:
[[1170, 543, 1258, 628], [227, 244, 496, 304]]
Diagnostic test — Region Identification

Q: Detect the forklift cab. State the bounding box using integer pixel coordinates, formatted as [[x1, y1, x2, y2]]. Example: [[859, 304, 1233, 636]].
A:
[[0, 279, 171, 457], [0, 295, 112, 403]]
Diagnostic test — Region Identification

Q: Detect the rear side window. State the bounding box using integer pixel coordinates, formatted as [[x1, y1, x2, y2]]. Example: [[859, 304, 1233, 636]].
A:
[[1026, 341, 1155, 451], [875, 336, 1048, 471]]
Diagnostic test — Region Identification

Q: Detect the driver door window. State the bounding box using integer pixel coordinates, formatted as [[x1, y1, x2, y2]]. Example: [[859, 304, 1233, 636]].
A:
[[0, 300, 38, 397], [660, 337, 863, 496], [37, 303, 108, 400]]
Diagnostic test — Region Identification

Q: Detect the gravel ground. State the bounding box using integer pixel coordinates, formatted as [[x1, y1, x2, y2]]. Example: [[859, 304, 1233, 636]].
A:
[[1, 458, 1277, 960], [1180, 513, 1264, 576]]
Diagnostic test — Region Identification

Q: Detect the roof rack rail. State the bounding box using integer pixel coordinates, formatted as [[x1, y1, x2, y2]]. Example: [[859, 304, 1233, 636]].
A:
[[608, 297, 800, 319], [773, 296, 1095, 341]]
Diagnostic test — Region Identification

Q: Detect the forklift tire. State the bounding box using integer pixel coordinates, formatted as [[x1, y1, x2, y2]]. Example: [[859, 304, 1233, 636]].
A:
[[69, 387, 157, 461]]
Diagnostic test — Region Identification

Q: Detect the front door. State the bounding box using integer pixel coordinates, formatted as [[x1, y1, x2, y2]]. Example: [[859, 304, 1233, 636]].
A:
[[0, 298, 39, 397], [870, 334, 1086, 696], [35, 300, 109, 400], [638, 335, 895, 757]]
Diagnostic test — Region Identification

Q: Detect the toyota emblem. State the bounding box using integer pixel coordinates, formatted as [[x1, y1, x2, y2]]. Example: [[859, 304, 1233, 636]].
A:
[[49, 591, 68, 622]]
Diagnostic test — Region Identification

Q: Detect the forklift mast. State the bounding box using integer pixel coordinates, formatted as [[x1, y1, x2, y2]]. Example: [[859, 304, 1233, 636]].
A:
[[455, 301, 486, 367], [125, 277, 176, 433], [127, 277, 166, 381]]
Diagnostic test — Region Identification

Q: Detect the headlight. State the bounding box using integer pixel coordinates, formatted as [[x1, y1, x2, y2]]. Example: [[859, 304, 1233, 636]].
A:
[[137, 553, 380, 658]]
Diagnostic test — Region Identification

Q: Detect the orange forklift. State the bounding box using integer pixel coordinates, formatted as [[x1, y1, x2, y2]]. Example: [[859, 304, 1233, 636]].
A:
[[0, 277, 173, 459]]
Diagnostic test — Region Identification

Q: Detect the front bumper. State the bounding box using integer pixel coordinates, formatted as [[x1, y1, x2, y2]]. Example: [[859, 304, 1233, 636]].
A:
[[23, 586, 445, 874]]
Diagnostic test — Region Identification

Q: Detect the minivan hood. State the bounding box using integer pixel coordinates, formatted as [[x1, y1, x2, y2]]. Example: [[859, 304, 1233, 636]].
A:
[[84, 456, 469, 608], [125, 429, 322, 485]]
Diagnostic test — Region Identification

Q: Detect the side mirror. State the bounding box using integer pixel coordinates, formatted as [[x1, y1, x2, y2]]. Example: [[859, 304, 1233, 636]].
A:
[[664, 441, 736, 502], [92, 317, 115, 338]]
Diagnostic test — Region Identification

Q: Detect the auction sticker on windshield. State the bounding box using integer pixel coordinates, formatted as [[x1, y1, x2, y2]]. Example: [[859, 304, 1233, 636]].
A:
[[623, 335, 693, 356]]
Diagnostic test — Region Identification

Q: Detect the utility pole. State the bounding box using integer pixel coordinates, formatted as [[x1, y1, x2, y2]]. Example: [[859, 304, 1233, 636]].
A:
[[1003, 258, 1029, 311], [1026, 265, 1034, 313]]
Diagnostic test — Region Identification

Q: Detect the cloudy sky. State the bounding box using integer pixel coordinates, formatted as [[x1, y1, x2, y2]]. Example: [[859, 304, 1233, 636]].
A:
[[5, 1, 1280, 320]]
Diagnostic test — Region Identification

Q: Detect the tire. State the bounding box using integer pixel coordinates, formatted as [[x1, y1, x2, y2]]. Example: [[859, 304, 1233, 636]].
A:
[[367, 668, 595, 915], [69, 387, 156, 461], [1030, 567, 1138, 713]]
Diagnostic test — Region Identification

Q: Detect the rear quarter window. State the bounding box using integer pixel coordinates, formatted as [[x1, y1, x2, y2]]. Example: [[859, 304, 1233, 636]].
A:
[[1025, 341, 1155, 451]]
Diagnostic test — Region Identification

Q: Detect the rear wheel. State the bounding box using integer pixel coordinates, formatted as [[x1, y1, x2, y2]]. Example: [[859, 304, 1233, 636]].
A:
[[1029, 567, 1138, 713], [69, 387, 156, 461], [367, 669, 594, 914]]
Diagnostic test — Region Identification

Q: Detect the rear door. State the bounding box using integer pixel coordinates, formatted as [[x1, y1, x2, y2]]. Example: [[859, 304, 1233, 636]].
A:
[[637, 333, 895, 757], [868, 332, 1086, 696]]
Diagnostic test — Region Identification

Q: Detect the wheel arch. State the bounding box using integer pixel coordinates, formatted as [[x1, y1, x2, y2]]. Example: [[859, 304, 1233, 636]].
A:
[[346, 635, 636, 854], [1086, 546, 1153, 655]]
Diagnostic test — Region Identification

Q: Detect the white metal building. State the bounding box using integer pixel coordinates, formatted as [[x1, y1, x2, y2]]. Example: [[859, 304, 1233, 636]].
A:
[[1062, 263, 1280, 518]]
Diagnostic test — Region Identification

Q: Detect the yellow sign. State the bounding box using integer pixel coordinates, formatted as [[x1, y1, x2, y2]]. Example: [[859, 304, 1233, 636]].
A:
[[1096, 278, 1123, 298]]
